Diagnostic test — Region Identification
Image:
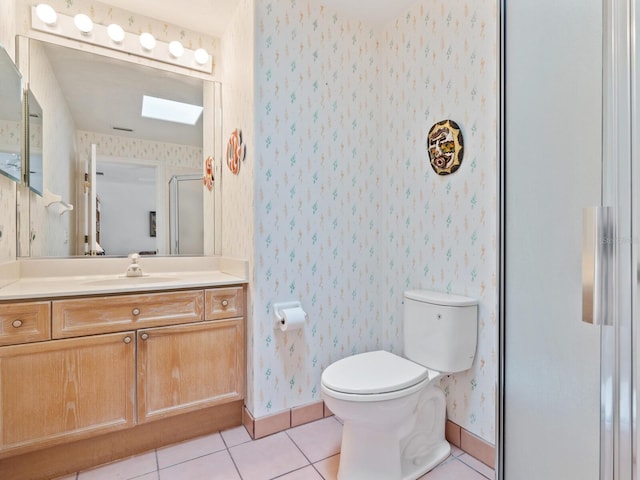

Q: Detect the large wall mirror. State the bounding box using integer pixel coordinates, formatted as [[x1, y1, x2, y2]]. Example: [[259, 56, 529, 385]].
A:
[[0, 45, 24, 184], [18, 37, 219, 258]]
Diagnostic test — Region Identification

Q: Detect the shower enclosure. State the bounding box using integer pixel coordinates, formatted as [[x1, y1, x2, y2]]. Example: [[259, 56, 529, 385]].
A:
[[169, 174, 204, 255], [501, 0, 637, 478]]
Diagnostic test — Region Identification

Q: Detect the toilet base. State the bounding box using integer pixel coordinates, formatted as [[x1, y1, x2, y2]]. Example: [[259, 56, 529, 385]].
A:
[[333, 383, 449, 480], [336, 425, 450, 480], [400, 441, 450, 480]]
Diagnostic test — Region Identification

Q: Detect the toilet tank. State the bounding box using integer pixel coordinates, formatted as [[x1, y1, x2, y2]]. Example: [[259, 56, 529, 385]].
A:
[[403, 290, 478, 373]]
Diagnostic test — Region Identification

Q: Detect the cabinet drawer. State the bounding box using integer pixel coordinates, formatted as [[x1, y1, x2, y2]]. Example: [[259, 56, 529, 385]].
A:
[[52, 290, 204, 338], [204, 287, 244, 320], [0, 301, 51, 346]]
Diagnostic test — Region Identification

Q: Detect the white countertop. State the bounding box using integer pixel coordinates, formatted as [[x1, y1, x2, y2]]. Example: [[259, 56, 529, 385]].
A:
[[0, 256, 248, 300]]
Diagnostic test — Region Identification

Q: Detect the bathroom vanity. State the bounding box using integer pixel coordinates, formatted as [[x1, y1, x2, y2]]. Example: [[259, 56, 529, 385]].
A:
[[0, 257, 247, 480]]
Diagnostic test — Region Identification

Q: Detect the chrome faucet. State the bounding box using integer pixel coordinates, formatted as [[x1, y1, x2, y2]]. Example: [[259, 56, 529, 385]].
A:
[[125, 253, 143, 277]]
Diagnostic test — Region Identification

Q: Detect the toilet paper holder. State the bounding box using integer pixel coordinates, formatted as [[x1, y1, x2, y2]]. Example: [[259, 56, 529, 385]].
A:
[[273, 301, 307, 328]]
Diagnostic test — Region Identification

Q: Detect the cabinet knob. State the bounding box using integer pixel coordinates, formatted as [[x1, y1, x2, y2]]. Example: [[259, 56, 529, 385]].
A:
[[132, 308, 141, 316], [140, 333, 149, 341], [12, 319, 23, 328], [123, 336, 132, 344], [221, 300, 229, 308]]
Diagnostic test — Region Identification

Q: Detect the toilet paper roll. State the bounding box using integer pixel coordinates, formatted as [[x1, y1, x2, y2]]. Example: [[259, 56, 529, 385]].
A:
[[279, 307, 306, 332]]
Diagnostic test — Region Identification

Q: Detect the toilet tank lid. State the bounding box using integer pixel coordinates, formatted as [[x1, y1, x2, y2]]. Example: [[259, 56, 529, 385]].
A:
[[404, 290, 478, 307]]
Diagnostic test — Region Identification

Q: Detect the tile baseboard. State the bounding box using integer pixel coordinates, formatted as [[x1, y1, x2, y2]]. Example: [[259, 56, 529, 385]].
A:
[[244, 401, 327, 439], [243, 403, 495, 469], [445, 419, 496, 469]]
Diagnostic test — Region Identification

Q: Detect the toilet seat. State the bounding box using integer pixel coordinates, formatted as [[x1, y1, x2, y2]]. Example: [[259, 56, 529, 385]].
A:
[[321, 350, 434, 402]]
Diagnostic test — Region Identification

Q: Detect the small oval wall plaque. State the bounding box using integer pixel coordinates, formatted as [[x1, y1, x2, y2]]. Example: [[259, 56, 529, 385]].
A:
[[427, 119, 464, 175]]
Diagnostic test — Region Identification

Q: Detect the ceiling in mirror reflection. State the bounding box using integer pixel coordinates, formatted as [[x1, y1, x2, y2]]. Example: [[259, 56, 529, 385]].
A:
[[41, 42, 204, 147]]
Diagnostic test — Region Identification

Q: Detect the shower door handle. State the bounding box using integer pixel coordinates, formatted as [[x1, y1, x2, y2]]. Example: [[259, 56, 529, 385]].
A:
[[582, 206, 613, 325]]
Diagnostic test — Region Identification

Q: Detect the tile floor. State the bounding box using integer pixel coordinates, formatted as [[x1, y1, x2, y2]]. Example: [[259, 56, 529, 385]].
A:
[[57, 417, 495, 480]]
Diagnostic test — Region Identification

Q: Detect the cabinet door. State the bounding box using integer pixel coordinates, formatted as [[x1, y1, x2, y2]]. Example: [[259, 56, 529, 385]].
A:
[[0, 332, 135, 456], [137, 319, 244, 423]]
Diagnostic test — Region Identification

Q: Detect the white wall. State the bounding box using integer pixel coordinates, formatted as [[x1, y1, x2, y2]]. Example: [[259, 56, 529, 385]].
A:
[[97, 176, 157, 256], [27, 39, 77, 257]]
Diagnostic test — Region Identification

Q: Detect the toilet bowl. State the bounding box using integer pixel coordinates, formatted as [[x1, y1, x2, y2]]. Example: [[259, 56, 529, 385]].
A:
[[320, 290, 478, 480], [321, 350, 449, 480]]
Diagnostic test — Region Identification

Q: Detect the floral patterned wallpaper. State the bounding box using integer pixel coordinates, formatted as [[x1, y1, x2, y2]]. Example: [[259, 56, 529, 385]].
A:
[[380, 0, 498, 442], [252, 0, 384, 420], [220, 0, 256, 410], [76, 131, 202, 170], [247, 0, 497, 444]]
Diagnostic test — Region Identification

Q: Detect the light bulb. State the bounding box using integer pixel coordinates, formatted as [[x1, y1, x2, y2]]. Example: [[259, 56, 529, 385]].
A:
[[107, 24, 125, 43], [74, 13, 93, 34], [169, 41, 184, 58], [139, 32, 156, 51], [194, 48, 209, 65], [35, 4, 57, 26]]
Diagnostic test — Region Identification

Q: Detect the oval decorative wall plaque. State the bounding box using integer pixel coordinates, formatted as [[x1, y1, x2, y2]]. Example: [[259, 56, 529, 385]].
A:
[[427, 119, 464, 175]]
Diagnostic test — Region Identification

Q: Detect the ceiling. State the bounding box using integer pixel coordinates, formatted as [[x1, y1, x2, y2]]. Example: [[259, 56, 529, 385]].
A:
[[101, 0, 419, 37]]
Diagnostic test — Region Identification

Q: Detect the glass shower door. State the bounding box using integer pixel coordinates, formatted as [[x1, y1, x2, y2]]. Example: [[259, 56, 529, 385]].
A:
[[501, 0, 636, 478]]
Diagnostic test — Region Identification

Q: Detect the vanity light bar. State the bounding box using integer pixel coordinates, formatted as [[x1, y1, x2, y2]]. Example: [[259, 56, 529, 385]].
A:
[[31, 6, 213, 74]]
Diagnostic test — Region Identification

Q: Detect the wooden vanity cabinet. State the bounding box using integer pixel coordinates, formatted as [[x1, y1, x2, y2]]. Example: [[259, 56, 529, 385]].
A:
[[0, 285, 246, 463]]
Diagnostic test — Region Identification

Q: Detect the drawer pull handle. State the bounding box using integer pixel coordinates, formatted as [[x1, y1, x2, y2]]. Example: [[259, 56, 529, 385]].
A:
[[221, 300, 229, 308], [123, 336, 132, 344], [140, 333, 149, 341], [132, 308, 141, 316], [12, 320, 23, 328]]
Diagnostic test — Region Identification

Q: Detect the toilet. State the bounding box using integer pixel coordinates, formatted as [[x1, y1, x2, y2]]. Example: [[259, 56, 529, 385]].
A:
[[321, 290, 478, 480]]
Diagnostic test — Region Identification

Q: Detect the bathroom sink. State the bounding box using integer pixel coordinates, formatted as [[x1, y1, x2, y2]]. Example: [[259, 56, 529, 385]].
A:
[[82, 276, 180, 286]]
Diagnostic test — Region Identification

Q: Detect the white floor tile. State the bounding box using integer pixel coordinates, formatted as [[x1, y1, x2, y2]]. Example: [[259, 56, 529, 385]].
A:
[[221, 425, 253, 448], [78, 452, 157, 480], [277, 465, 324, 480], [286, 417, 342, 463], [159, 450, 239, 480], [313, 454, 340, 480], [156, 432, 226, 469], [419, 458, 488, 480], [229, 432, 309, 480]]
